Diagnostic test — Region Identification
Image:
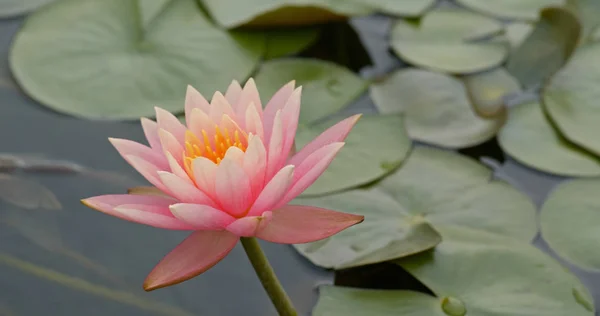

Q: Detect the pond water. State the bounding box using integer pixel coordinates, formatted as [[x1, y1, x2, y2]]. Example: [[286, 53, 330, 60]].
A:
[[0, 8, 599, 316]]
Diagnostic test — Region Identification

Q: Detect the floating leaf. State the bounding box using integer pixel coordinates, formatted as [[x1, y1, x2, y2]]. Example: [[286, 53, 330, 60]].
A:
[[138, 0, 171, 28], [10, 0, 263, 120], [0, 174, 61, 210], [254, 58, 367, 124], [263, 28, 320, 59], [200, 0, 373, 28], [294, 147, 537, 269], [455, 0, 565, 20], [498, 102, 600, 176], [566, 0, 600, 41], [543, 42, 600, 156], [370, 68, 504, 148], [462, 68, 520, 118], [505, 22, 534, 50], [0, 0, 54, 17], [541, 179, 600, 271], [361, 0, 436, 17], [297, 114, 411, 196], [507, 7, 581, 88], [390, 8, 508, 74]]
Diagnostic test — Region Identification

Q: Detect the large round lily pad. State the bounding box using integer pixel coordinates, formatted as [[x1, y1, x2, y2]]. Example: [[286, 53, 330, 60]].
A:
[[10, 0, 263, 120], [313, 227, 593, 316], [498, 102, 600, 177], [294, 147, 537, 269], [370, 69, 504, 148], [254, 58, 367, 124], [364, 0, 436, 17], [298, 114, 411, 196], [543, 42, 600, 156], [0, 0, 54, 17], [462, 67, 520, 118], [390, 8, 508, 74], [263, 28, 320, 59], [541, 179, 600, 272], [456, 0, 565, 21]]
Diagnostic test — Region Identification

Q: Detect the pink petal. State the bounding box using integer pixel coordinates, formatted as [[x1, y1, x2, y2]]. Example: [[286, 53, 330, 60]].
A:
[[256, 205, 364, 244], [289, 114, 361, 166], [245, 103, 264, 140], [128, 186, 172, 198], [266, 110, 283, 180], [158, 129, 184, 165], [81, 194, 192, 230], [169, 203, 235, 229], [223, 146, 245, 166], [273, 88, 302, 173], [247, 165, 294, 217], [188, 108, 215, 143], [224, 80, 242, 106], [243, 135, 267, 196], [184, 85, 211, 126], [125, 155, 170, 193], [192, 157, 218, 197], [165, 151, 188, 180], [155, 107, 187, 141], [140, 118, 162, 151], [109, 138, 167, 170], [143, 230, 238, 291], [158, 171, 216, 206], [219, 114, 247, 147], [226, 214, 271, 237], [263, 81, 295, 143], [215, 159, 252, 217], [277, 142, 344, 208], [209, 91, 237, 123], [234, 78, 263, 121]]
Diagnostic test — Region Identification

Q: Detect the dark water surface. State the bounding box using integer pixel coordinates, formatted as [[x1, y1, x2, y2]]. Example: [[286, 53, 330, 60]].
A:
[[0, 8, 599, 316]]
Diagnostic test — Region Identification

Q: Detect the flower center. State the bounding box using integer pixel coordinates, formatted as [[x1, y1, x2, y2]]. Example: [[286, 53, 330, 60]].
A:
[[183, 126, 247, 173]]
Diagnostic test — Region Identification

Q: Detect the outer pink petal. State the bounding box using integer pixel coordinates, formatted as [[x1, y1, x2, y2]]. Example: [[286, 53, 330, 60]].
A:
[[209, 91, 236, 123], [247, 165, 294, 217], [158, 129, 184, 165], [215, 159, 252, 217], [192, 157, 218, 197], [289, 114, 361, 166], [256, 205, 364, 244], [155, 107, 187, 141], [266, 110, 283, 180], [165, 151, 188, 180], [109, 138, 167, 170], [273, 88, 301, 173], [277, 142, 344, 208], [158, 171, 216, 206], [169, 203, 235, 230], [140, 118, 162, 151], [245, 103, 264, 140], [143, 230, 238, 291], [224, 80, 242, 106], [226, 213, 271, 237], [81, 194, 192, 230], [234, 78, 263, 121], [125, 155, 170, 193], [184, 85, 211, 126], [243, 135, 267, 196], [263, 81, 295, 143]]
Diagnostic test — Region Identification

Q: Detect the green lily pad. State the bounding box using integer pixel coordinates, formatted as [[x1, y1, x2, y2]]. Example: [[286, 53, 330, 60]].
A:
[[298, 114, 411, 196], [263, 28, 320, 59], [294, 147, 537, 269], [543, 42, 600, 156], [462, 68, 520, 118], [566, 0, 600, 41], [200, 0, 373, 28], [370, 68, 504, 148], [313, 226, 593, 316], [498, 102, 600, 177], [363, 0, 436, 17], [390, 9, 508, 74], [138, 0, 171, 27], [0, 0, 54, 17], [507, 7, 581, 88], [10, 0, 263, 120], [505, 22, 534, 50], [455, 0, 565, 21], [541, 179, 600, 272], [254, 58, 367, 124]]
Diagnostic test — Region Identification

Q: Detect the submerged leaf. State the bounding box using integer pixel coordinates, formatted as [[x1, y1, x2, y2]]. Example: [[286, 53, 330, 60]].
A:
[[263, 28, 320, 59], [0, 174, 61, 210]]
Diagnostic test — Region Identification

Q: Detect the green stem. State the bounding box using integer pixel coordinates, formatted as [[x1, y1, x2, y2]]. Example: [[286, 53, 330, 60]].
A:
[[240, 237, 298, 316]]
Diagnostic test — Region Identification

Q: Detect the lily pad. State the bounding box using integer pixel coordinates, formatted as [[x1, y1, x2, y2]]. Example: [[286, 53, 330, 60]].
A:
[[456, 0, 565, 21], [363, 0, 436, 17], [566, 0, 600, 41], [543, 42, 600, 156], [200, 0, 373, 28], [462, 68, 520, 118], [390, 9, 508, 74], [10, 0, 263, 120], [541, 179, 600, 271], [505, 22, 534, 50], [254, 58, 367, 124], [507, 7, 581, 88], [263, 28, 320, 59], [0, 0, 54, 17], [298, 114, 411, 196], [498, 102, 600, 177], [370, 68, 504, 148], [294, 147, 537, 269]]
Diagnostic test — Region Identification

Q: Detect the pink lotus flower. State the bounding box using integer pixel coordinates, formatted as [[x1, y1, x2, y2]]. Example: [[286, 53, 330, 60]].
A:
[[82, 79, 363, 291]]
